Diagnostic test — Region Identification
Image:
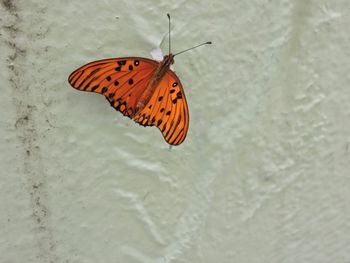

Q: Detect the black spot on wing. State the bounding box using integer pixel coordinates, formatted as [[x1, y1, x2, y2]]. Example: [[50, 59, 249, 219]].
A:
[[91, 85, 99, 92], [151, 116, 156, 124], [162, 124, 166, 132], [176, 91, 182, 99]]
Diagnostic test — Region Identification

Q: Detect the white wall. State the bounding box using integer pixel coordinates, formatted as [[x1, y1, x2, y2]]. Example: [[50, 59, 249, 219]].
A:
[[1, 0, 350, 262]]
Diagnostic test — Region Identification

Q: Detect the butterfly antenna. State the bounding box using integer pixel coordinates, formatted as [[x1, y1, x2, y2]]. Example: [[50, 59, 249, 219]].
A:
[[167, 13, 171, 54], [173, 41, 212, 57]]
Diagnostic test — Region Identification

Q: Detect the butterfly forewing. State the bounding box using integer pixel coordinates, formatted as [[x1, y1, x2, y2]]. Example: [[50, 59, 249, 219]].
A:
[[68, 57, 158, 117], [133, 70, 189, 145]]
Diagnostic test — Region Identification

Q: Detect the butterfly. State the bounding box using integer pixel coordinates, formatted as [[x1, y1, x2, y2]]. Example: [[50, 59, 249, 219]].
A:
[[68, 14, 211, 146]]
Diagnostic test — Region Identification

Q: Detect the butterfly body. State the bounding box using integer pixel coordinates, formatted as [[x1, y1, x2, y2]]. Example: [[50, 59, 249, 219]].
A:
[[135, 54, 175, 115]]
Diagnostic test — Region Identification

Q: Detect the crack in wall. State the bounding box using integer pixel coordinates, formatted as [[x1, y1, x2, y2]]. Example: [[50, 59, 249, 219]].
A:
[[1, 0, 57, 262]]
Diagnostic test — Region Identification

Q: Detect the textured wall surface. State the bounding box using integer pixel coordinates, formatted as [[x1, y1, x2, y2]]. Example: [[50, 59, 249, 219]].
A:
[[1, 0, 350, 262]]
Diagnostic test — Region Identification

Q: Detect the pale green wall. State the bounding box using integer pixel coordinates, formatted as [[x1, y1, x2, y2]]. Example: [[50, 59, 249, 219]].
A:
[[1, 0, 350, 262]]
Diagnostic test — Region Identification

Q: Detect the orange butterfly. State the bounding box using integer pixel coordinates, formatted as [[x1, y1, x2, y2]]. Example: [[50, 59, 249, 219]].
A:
[[68, 14, 211, 145]]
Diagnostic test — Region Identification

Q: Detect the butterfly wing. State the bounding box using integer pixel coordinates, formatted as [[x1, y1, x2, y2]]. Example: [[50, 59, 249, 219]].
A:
[[68, 57, 158, 117], [133, 70, 189, 145]]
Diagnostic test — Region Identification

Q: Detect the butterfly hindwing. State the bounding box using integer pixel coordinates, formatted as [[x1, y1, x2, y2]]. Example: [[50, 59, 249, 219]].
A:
[[133, 70, 189, 145], [68, 57, 158, 118]]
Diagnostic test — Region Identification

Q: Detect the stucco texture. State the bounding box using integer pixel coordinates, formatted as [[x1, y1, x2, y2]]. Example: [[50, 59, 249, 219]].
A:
[[1, 0, 350, 262]]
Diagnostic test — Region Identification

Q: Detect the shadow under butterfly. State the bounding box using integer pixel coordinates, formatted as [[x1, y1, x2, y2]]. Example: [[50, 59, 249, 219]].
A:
[[68, 14, 211, 146]]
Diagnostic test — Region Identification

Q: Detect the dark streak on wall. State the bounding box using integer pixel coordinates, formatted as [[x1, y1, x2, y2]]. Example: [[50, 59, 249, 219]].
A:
[[2, 0, 57, 262]]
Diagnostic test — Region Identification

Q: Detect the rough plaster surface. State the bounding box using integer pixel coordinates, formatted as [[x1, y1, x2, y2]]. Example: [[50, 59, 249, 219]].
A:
[[1, 0, 350, 262]]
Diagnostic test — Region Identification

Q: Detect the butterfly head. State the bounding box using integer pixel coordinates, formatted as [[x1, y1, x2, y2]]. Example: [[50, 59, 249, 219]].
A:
[[163, 54, 175, 66]]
